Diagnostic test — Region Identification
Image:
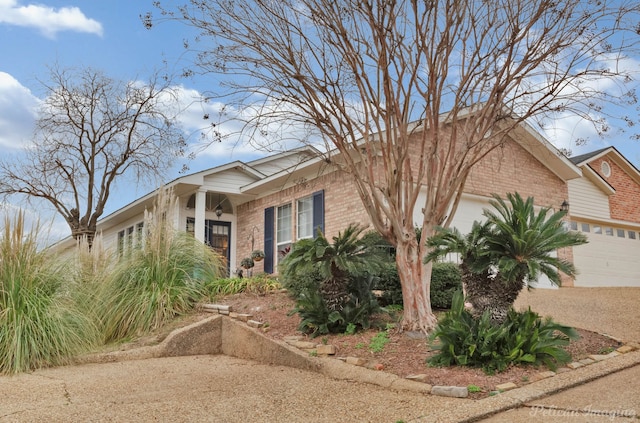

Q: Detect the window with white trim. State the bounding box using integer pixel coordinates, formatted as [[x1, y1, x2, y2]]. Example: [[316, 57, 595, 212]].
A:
[[276, 203, 292, 260], [297, 195, 314, 240], [136, 222, 144, 242], [117, 222, 144, 256]]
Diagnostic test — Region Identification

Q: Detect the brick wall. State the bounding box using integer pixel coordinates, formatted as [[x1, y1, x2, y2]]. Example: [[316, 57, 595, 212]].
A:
[[236, 169, 370, 274], [236, 136, 571, 275], [589, 157, 640, 224], [464, 141, 568, 209]]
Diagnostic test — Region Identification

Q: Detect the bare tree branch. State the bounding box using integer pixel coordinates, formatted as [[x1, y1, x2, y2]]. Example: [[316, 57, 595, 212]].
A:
[[148, 0, 640, 332], [0, 66, 186, 243]]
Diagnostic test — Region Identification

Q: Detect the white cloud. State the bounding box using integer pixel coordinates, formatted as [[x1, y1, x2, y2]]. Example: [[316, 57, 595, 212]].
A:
[[169, 86, 275, 159], [0, 0, 103, 38], [0, 200, 69, 246], [0, 72, 39, 149]]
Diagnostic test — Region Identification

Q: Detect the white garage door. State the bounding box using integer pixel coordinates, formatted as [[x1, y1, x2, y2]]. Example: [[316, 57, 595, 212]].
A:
[[572, 222, 640, 287], [415, 193, 556, 289]]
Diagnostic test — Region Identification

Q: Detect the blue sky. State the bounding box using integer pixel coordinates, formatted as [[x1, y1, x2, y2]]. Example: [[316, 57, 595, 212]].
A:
[[0, 0, 269, 240], [1, 0, 639, 241]]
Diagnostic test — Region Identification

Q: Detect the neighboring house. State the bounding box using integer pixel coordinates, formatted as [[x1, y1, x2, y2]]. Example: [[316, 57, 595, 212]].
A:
[[566, 147, 640, 287], [50, 125, 639, 288]]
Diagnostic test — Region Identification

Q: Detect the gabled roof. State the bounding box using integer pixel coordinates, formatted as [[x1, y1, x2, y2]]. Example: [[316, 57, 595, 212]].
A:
[[243, 117, 583, 194], [570, 146, 640, 186], [83, 148, 325, 234], [569, 147, 615, 166]]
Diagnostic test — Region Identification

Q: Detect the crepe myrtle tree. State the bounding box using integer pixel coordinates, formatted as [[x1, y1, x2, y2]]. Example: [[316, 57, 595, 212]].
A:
[[0, 66, 186, 245], [146, 0, 640, 333]]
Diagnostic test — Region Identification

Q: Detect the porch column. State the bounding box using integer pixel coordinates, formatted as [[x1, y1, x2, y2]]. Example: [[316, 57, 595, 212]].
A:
[[194, 188, 207, 243]]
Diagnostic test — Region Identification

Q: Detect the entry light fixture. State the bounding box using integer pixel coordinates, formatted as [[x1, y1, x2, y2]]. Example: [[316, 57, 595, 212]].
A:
[[560, 200, 570, 213], [215, 193, 223, 218]]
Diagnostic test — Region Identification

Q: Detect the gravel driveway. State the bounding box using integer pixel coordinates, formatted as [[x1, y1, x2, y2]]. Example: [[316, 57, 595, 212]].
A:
[[1, 287, 638, 423], [514, 287, 640, 343]]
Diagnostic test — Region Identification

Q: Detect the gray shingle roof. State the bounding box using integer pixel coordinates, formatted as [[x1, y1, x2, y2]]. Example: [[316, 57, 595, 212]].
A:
[[569, 147, 612, 165]]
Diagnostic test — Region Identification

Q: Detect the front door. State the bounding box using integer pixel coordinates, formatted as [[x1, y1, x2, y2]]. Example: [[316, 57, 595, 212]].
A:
[[205, 220, 231, 275]]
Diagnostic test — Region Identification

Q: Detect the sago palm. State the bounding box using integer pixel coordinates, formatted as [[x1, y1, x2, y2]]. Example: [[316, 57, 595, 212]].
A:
[[280, 223, 382, 311], [427, 193, 587, 324]]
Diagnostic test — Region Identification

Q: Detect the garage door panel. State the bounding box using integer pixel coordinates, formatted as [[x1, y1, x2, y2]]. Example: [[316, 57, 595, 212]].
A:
[[573, 232, 640, 287], [415, 194, 557, 289]]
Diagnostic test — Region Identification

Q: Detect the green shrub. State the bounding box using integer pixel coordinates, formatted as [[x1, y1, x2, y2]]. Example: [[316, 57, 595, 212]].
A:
[[373, 261, 461, 309], [341, 274, 383, 330], [0, 213, 98, 374], [279, 266, 323, 300], [291, 275, 383, 337], [430, 262, 462, 309], [202, 274, 281, 298], [96, 191, 223, 342], [428, 291, 579, 374], [289, 288, 343, 337], [372, 262, 402, 306]]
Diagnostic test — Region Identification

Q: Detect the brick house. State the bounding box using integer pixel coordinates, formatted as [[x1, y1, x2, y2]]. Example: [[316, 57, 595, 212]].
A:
[[51, 124, 639, 288], [566, 147, 640, 286]]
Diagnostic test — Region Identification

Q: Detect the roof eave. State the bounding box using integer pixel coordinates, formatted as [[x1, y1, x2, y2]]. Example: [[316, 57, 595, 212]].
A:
[[511, 121, 582, 181]]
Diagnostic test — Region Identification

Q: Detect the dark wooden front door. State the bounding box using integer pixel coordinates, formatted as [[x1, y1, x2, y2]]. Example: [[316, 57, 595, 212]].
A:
[[205, 220, 231, 275]]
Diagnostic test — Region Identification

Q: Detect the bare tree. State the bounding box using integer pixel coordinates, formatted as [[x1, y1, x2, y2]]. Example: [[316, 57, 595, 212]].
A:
[[0, 66, 186, 244], [148, 0, 640, 332]]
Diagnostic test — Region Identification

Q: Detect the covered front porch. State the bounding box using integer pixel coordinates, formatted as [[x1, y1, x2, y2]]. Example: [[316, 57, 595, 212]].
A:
[[181, 190, 240, 276]]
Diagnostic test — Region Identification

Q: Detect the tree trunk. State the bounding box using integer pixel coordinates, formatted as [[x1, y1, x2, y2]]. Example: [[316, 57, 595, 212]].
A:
[[396, 240, 438, 334], [320, 277, 350, 312], [320, 263, 350, 312], [461, 263, 525, 325], [67, 210, 97, 249]]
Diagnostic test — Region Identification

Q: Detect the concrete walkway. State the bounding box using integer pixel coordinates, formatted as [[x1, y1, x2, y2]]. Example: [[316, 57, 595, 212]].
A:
[[478, 363, 640, 422], [1, 287, 639, 423]]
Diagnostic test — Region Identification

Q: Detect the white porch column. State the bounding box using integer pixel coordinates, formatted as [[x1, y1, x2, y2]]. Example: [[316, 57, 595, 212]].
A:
[[194, 188, 207, 243]]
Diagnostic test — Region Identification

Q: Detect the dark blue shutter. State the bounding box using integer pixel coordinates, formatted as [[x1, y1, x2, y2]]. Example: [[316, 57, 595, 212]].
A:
[[264, 207, 275, 274], [312, 190, 325, 237]]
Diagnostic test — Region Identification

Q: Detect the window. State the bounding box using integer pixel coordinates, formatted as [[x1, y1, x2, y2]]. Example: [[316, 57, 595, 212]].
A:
[[297, 196, 314, 239], [581, 223, 590, 233], [118, 223, 143, 256], [601, 161, 612, 178], [605, 227, 614, 236], [117, 230, 125, 256], [569, 221, 578, 231], [136, 222, 144, 244], [593, 225, 602, 234], [628, 231, 637, 240], [263, 190, 324, 274], [276, 204, 292, 260], [126, 226, 134, 251], [617, 229, 626, 238]]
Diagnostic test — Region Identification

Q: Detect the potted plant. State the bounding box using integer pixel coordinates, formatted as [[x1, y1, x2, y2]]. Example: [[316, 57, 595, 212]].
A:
[[251, 249, 265, 262], [240, 257, 255, 269]]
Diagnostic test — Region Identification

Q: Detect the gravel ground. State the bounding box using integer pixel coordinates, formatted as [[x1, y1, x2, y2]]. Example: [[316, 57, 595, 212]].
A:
[[0, 355, 458, 423], [1, 287, 638, 423], [514, 287, 640, 343]]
